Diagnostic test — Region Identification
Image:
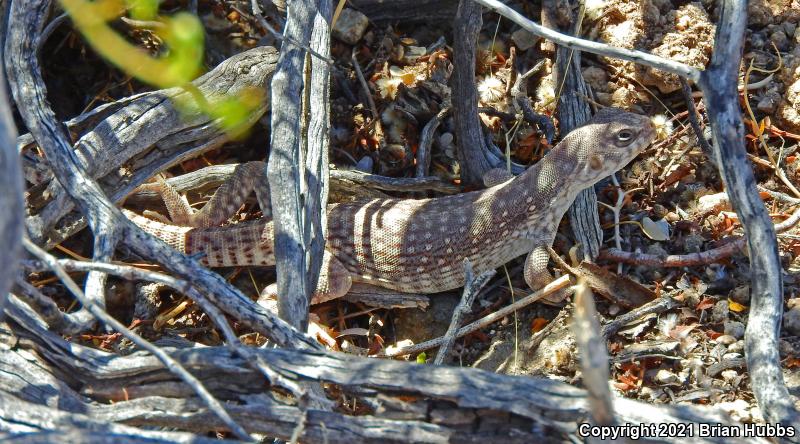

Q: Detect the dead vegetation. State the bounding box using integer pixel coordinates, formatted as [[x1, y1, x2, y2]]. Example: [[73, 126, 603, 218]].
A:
[[2, 0, 800, 442]]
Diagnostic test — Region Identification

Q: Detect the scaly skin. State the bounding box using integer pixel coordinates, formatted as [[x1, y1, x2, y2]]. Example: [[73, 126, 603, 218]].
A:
[[128, 108, 656, 303]]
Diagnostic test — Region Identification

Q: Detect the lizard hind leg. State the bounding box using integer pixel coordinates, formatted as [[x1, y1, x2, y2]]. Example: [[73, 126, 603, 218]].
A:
[[311, 251, 353, 304], [150, 161, 270, 228], [524, 245, 571, 304], [258, 250, 353, 305]]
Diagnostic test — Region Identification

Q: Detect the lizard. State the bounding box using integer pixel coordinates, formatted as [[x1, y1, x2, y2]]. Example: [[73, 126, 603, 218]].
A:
[[124, 108, 656, 304]]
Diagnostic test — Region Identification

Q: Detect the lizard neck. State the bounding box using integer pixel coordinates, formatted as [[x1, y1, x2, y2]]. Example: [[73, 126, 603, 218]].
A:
[[490, 148, 582, 237]]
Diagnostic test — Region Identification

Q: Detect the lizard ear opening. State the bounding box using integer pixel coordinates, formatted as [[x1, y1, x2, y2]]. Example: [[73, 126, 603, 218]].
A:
[[589, 154, 604, 171]]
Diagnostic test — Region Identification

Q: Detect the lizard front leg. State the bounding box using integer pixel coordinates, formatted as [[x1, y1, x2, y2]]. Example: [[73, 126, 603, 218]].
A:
[[524, 245, 571, 304]]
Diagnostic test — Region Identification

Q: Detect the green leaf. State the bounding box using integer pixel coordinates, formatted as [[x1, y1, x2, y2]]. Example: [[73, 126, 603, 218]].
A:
[[127, 0, 159, 20]]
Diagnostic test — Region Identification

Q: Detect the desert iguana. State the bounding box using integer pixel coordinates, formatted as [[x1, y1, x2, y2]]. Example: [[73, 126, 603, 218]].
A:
[[125, 108, 656, 303]]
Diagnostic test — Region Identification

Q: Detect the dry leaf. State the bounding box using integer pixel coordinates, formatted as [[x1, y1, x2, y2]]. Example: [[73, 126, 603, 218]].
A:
[[531, 317, 549, 333], [695, 297, 715, 311], [336, 327, 369, 338], [641, 216, 670, 241], [728, 299, 747, 312], [668, 323, 697, 340]]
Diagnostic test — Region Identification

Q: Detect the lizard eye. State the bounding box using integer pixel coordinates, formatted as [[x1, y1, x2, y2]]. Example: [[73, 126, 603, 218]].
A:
[[616, 129, 635, 145]]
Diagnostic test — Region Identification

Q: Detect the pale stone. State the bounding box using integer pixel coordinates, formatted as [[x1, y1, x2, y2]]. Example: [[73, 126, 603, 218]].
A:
[[332, 8, 369, 45]]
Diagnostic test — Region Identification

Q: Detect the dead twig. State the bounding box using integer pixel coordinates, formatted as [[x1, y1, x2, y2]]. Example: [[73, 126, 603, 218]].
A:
[[433, 260, 495, 365], [382, 275, 571, 357], [573, 280, 615, 426], [22, 238, 252, 441], [600, 206, 800, 267]]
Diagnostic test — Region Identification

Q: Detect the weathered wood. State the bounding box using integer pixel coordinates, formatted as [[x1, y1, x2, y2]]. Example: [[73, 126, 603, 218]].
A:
[[268, 0, 331, 329], [697, 0, 800, 429], [2, 300, 760, 444], [0, 40, 23, 312], [5, 0, 318, 349], [554, 37, 603, 261], [452, 0, 495, 187], [23, 46, 278, 245], [350, 0, 458, 22], [0, 393, 230, 443]]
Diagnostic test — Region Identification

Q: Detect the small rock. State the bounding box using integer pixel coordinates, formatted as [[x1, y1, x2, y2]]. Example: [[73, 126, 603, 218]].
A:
[[639, 386, 656, 401], [729, 285, 750, 305], [715, 334, 737, 346], [784, 22, 797, 39], [711, 300, 729, 323], [654, 369, 679, 385], [720, 369, 738, 382], [332, 8, 369, 45], [355, 156, 374, 173], [611, 87, 636, 108], [401, 46, 427, 64], [722, 352, 743, 361], [581, 66, 608, 91], [706, 275, 735, 295], [757, 90, 782, 114], [750, 32, 767, 50], [784, 308, 800, 336], [682, 233, 705, 253], [779, 339, 795, 357], [770, 30, 789, 51], [717, 399, 752, 422], [594, 92, 612, 106], [511, 28, 540, 51], [756, 96, 778, 114], [645, 243, 668, 257], [724, 320, 745, 339], [728, 340, 744, 354], [697, 192, 730, 213], [652, 204, 668, 219]]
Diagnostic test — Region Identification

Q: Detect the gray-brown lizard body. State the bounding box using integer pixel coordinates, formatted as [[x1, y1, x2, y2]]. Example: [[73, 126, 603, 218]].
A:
[[128, 109, 656, 302]]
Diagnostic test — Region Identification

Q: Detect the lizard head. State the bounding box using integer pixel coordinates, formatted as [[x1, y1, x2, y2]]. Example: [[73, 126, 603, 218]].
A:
[[558, 108, 656, 188]]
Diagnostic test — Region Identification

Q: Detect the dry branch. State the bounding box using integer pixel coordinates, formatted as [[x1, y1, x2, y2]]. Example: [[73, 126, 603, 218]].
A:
[[5, 0, 319, 347], [268, 0, 332, 329], [0, 48, 24, 311], [452, 0, 496, 187], [697, 0, 799, 429], [2, 300, 761, 443], [472, 0, 799, 430]]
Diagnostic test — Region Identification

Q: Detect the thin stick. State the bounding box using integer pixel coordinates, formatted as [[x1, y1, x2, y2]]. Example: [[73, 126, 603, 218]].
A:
[[433, 260, 495, 365], [381, 275, 571, 357], [601, 206, 800, 266], [351, 49, 380, 122], [680, 78, 714, 160], [471, 0, 701, 82], [572, 280, 615, 426], [22, 238, 253, 441]]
